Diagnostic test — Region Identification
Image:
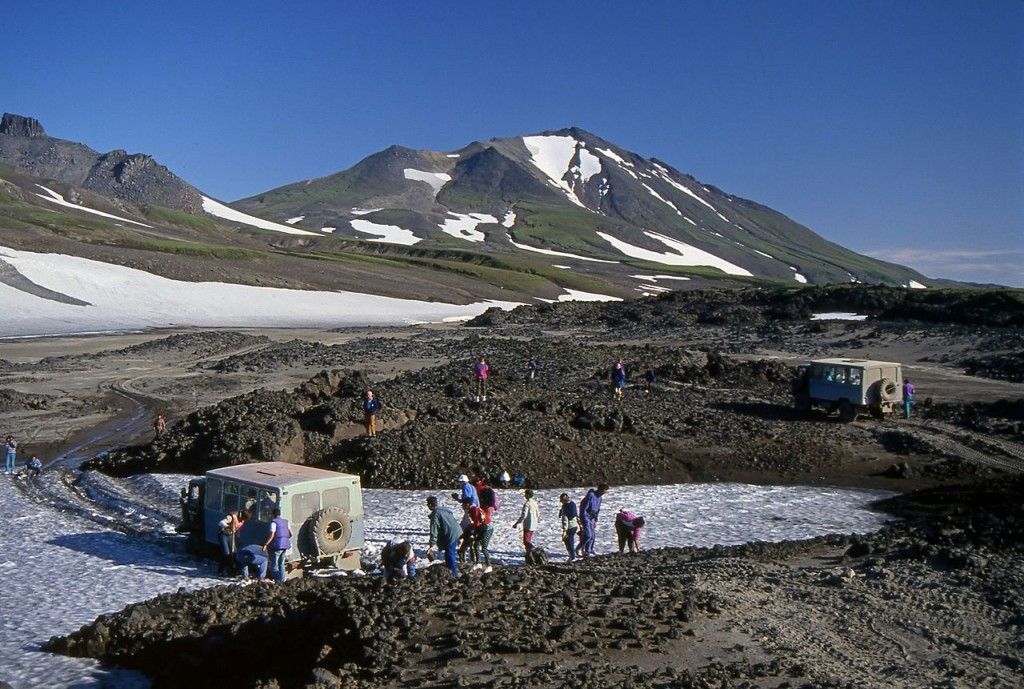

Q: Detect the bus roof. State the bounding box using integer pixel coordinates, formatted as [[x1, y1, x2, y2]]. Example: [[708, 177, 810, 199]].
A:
[[206, 462, 358, 488], [809, 358, 901, 368]]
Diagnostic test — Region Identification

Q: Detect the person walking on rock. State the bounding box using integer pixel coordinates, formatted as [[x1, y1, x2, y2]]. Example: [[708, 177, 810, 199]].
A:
[[902, 378, 916, 419], [262, 508, 292, 582], [614, 510, 645, 554], [612, 359, 627, 400], [512, 489, 540, 553], [362, 389, 382, 437], [153, 414, 167, 439], [473, 355, 490, 402], [526, 358, 539, 386], [558, 493, 579, 561], [4, 435, 16, 474], [426, 495, 462, 577], [579, 484, 609, 557]]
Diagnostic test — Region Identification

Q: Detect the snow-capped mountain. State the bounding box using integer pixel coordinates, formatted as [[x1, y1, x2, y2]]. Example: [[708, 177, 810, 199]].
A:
[[234, 127, 928, 287], [0, 112, 941, 336]]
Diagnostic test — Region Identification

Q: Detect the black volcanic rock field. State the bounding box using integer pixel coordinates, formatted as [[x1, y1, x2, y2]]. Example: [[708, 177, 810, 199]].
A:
[[1, 284, 1021, 688]]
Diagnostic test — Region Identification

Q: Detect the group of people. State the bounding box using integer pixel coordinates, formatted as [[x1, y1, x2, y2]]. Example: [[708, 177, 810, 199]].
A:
[[4, 435, 43, 477], [216, 507, 293, 582], [417, 477, 645, 578]]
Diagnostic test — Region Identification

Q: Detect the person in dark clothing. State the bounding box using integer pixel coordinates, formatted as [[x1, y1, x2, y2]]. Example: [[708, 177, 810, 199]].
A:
[[643, 368, 656, 394], [426, 495, 462, 577], [526, 358, 539, 385], [612, 359, 627, 400], [235, 544, 269, 580], [362, 389, 382, 437], [558, 493, 579, 561], [579, 483, 609, 557]]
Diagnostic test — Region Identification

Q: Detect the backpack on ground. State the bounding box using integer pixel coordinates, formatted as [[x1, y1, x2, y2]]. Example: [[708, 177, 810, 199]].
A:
[[480, 486, 500, 511]]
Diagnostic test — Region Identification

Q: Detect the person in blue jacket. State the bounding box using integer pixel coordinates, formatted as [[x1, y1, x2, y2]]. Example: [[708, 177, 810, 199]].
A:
[[426, 495, 462, 577], [455, 474, 479, 506], [578, 483, 609, 557], [362, 389, 382, 437], [261, 508, 292, 582], [234, 543, 269, 580]]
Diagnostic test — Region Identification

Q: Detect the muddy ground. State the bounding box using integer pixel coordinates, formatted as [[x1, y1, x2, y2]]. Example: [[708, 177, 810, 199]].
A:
[[1, 286, 1021, 688]]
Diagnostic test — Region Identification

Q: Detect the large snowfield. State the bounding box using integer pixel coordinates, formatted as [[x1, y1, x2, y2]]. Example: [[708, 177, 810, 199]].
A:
[[0, 246, 521, 338], [0, 469, 895, 688]]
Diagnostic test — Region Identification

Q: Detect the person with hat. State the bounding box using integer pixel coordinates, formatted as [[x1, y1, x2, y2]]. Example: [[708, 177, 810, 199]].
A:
[[456, 474, 479, 506]]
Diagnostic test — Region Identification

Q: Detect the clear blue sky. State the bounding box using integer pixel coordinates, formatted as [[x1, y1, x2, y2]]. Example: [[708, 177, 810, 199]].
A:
[[4, 1, 1022, 285]]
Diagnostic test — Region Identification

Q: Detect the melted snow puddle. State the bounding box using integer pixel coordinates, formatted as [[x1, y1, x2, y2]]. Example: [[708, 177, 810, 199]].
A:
[[1, 474, 894, 688]]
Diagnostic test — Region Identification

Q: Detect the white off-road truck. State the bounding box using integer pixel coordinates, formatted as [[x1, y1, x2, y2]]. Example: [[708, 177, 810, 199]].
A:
[[793, 358, 904, 422]]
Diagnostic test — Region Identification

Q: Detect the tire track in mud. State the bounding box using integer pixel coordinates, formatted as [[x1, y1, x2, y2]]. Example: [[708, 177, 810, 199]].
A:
[[900, 421, 1024, 474]]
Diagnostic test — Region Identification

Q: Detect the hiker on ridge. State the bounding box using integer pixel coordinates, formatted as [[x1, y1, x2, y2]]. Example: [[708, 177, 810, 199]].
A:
[[362, 389, 382, 437]]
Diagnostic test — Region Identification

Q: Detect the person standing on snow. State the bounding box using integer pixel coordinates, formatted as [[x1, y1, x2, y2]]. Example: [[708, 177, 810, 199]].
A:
[[558, 493, 579, 561], [426, 495, 462, 577], [262, 508, 292, 582], [455, 474, 479, 506], [5, 435, 17, 474], [512, 489, 540, 553], [473, 355, 490, 402], [902, 378, 916, 419], [614, 510, 645, 553], [362, 389, 382, 437], [579, 484, 609, 557], [611, 359, 627, 400]]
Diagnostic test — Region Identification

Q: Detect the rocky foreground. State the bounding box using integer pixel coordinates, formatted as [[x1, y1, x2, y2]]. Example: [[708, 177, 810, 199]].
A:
[[49, 477, 1024, 688]]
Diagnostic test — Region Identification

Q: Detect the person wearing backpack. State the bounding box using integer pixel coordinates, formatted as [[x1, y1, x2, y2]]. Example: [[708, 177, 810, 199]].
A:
[[558, 493, 579, 561], [262, 508, 292, 582], [579, 484, 609, 557], [512, 489, 540, 552]]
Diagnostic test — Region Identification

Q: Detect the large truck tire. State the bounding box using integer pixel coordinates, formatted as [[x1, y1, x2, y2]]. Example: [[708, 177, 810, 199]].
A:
[[878, 378, 898, 401], [310, 506, 352, 555]]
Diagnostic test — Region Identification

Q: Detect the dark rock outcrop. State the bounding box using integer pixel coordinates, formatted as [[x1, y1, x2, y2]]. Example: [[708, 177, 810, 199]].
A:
[[0, 112, 46, 137]]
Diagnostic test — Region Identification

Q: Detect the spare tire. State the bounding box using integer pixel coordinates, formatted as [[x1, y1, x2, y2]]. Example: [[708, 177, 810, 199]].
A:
[[310, 506, 352, 555], [878, 378, 898, 401]]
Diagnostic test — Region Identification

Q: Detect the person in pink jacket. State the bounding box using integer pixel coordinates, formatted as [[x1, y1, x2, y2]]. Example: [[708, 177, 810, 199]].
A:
[[614, 510, 645, 554], [473, 355, 490, 402]]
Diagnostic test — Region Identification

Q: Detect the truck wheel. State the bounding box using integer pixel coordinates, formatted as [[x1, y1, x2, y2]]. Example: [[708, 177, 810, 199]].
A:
[[310, 507, 352, 555], [838, 400, 855, 423], [878, 378, 898, 401]]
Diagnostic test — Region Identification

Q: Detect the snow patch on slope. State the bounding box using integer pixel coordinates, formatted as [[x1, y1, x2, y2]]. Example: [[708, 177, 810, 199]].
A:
[[34, 185, 152, 227], [522, 135, 590, 208], [794, 273, 808, 283], [577, 147, 602, 182], [908, 280, 927, 289], [438, 213, 497, 242], [350, 219, 421, 245], [403, 168, 451, 195], [201, 197, 318, 236], [597, 231, 752, 276], [653, 173, 719, 214], [285, 216, 305, 225], [502, 210, 516, 228], [642, 183, 682, 215], [0, 246, 520, 337]]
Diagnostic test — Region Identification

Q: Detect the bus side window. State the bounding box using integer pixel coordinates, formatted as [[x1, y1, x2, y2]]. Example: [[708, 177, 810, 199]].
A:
[[222, 482, 239, 513], [241, 486, 259, 519], [259, 490, 278, 520], [848, 368, 863, 386], [205, 478, 223, 510]]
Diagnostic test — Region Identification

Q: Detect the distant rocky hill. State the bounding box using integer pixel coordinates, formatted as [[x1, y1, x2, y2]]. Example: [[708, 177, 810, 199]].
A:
[[0, 112, 201, 211]]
